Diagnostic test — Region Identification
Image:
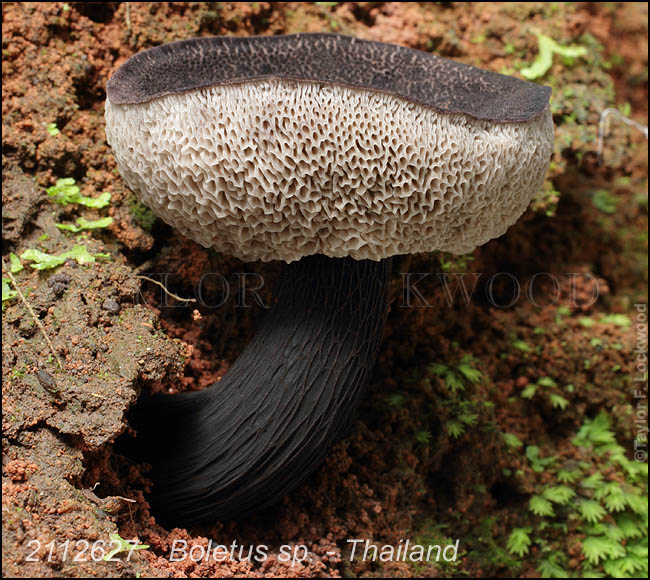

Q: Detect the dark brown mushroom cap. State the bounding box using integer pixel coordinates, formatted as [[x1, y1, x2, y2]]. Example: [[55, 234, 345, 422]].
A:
[[107, 33, 551, 122]]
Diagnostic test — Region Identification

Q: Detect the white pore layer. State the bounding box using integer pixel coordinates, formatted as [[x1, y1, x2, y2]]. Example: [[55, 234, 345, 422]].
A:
[[105, 80, 553, 262]]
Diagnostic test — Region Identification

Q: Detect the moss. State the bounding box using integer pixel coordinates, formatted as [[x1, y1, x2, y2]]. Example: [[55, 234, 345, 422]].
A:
[[408, 520, 469, 576], [128, 197, 157, 232], [505, 413, 648, 578], [592, 189, 619, 214]]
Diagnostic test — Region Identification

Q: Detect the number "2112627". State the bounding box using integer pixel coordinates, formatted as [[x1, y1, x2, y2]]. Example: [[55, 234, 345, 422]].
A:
[[25, 539, 143, 562]]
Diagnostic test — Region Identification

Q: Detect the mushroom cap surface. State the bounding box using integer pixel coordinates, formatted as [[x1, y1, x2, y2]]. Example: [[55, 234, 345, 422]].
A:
[[106, 33, 554, 262]]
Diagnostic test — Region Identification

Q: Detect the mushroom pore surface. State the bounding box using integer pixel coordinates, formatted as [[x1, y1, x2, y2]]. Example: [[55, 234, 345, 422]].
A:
[[105, 81, 552, 263]]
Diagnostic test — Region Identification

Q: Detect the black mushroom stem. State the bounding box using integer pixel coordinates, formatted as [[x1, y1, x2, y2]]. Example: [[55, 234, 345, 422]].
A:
[[129, 254, 391, 526]]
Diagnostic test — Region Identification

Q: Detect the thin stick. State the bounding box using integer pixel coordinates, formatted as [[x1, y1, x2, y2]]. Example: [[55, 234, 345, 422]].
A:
[[137, 275, 197, 303], [125, 3, 131, 35], [92, 482, 136, 504], [2, 259, 64, 371], [597, 108, 648, 165]]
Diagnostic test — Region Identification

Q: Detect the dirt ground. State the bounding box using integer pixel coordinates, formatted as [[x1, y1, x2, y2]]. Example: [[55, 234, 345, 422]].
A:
[[2, 2, 648, 578]]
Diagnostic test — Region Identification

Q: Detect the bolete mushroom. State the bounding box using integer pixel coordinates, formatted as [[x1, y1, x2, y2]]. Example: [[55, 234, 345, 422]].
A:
[[105, 33, 553, 526]]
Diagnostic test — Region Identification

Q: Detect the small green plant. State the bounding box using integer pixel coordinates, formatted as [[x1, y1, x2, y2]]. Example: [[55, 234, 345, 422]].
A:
[[9, 253, 23, 273], [47, 178, 111, 208], [507, 527, 533, 557], [129, 197, 156, 231], [521, 376, 554, 399], [530, 181, 561, 217], [548, 393, 569, 410], [503, 41, 517, 55], [427, 354, 486, 439], [512, 339, 532, 352], [529, 494, 555, 517], [428, 354, 482, 393], [438, 252, 474, 273], [387, 392, 406, 408], [507, 413, 648, 578], [471, 32, 487, 45], [103, 533, 149, 561], [525, 445, 556, 473], [521, 33, 588, 80], [592, 189, 619, 214], [56, 216, 114, 233], [2, 278, 18, 303], [415, 430, 432, 444], [554, 305, 572, 324], [503, 432, 524, 449], [21, 245, 110, 270], [521, 377, 570, 410], [444, 400, 480, 439], [599, 313, 632, 328], [46, 122, 60, 136], [11, 365, 27, 379]]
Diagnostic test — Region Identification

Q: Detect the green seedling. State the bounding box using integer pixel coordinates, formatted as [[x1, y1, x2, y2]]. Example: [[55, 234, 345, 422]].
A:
[[538, 377, 557, 387], [445, 420, 464, 438], [445, 413, 478, 439], [445, 403, 479, 439], [21, 245, 110, 270], [503, 42, 517, 55], [543, 485, 575, 504], [387, 392, 406, 408], [56, 216, 114, 233], [529, 494, 554, 517], [521, 33, 588, 80], [549, 393, 569, 410], [503, 432, 524, 449], [46, 122, 60, 136], [507, 527, 532, 557], [429, 354, 482, 393], [592, 189, 619, 214], [47, 178, 111, 208], [2, 278, 18, 303], [9, 253, 23, 273], [599, 314, 631, 327], [521, 376, 570, 410], [103, 533, 149, 561], [512, 339, 532, 352], [521, 383, 537, 398], [438, 252, 474, 273], [526, 445, 556, 473], [415, 430, 432, 444], [129, 198, 156, 231]]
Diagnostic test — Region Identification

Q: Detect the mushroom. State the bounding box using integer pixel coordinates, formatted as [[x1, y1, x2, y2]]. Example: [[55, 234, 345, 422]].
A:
[[105, 33, 553, 526]]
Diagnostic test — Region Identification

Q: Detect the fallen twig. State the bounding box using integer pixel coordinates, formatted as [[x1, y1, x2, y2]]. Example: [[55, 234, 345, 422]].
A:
[[137, 274, 197, 303], [597, 108, 648, 165]]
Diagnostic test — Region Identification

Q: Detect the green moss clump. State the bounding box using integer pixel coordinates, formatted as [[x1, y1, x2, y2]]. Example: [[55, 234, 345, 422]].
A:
[[129, 197, 157, 232], [506, 412, 648, 578]]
